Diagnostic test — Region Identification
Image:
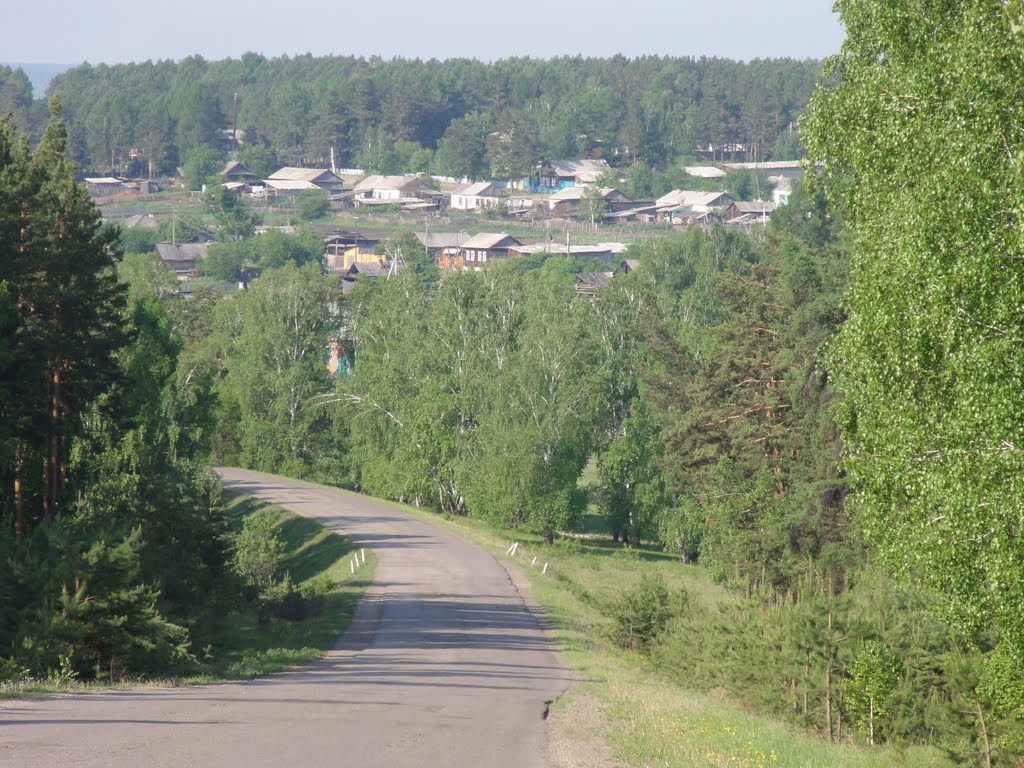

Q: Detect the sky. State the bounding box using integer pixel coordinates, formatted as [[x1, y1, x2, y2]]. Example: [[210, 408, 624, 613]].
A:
[[3, 0, 844, 66]]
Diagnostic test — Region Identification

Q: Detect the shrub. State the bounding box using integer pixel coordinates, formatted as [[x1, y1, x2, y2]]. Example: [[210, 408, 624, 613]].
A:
[[296, 189, 330, 221], [608, 572, 673, 654], [232, 510, 283, 592]]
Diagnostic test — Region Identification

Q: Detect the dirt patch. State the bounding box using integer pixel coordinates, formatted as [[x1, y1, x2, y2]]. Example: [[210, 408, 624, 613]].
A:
[[547, 687, 627, 768]]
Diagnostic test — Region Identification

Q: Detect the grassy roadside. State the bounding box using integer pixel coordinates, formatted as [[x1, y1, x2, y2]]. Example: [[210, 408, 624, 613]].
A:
[[378, 501, 950, 768], [0, 492, 374, 698], [190, 492, 376, 680]]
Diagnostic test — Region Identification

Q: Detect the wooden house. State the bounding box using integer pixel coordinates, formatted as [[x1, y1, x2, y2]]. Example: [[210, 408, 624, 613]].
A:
[[574, 271, 614, 297], [440, 232, 522, 270], [155, 242, 209, 279], [548, 187, 631, 218], [266, 167, 345, 197]]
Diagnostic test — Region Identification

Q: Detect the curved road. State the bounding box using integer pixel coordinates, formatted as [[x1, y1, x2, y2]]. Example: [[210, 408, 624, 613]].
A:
[[0, 468, 569, 768]]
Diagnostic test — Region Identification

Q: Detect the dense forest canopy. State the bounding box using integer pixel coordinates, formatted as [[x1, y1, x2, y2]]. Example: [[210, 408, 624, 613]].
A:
[[1, 55, 819, 178]]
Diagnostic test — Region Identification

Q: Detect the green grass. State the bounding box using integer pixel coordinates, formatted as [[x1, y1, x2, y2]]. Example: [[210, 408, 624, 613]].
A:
[[0, 492, 374, 697], [375, 500, 951, 768], [194, 493, 376, 679]]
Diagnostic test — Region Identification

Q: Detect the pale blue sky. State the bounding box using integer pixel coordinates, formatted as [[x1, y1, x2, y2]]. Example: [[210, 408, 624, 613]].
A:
[[4, 0, 843, 65]]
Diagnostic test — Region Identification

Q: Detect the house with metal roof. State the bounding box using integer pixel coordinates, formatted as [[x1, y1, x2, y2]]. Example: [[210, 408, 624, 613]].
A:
[[525, 158, 612, 193], [450, 181, 506, 211], [352, 174, 442, 204], [266, 167, 345, 194]]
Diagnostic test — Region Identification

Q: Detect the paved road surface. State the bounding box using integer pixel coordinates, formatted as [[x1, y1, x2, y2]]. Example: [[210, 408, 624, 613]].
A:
[[0, 468, 569, 767]]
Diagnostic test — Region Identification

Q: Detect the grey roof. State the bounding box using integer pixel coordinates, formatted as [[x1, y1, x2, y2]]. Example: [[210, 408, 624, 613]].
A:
[[732, 201, 776, 214], [416, 231, 472, 249], [155, 242, 209, 262], [352, 174, 439, 194], [656, 190, 731, 209], [266, 179, 324, 192], [222, 161, 255, 177], [121, 214, 159, 229], [460, 232, 521, 250], [348, 261, 389, 278], [684, 165, 727, 179], [546, 159, 611, 183], [268, 167, 344, 185], [454, 181, 503, 196], [722, 160, 809, 171]]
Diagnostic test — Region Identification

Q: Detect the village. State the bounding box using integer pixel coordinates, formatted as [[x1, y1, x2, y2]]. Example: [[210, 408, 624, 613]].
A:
[[88, 153, 807, 299]]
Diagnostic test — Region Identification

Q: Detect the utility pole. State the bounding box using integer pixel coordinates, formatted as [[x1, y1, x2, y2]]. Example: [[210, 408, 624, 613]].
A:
[[231, 92, 239, 153]]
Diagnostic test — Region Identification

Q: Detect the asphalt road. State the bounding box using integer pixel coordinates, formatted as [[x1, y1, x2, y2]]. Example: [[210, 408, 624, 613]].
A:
[[0, 468, 570, 768]]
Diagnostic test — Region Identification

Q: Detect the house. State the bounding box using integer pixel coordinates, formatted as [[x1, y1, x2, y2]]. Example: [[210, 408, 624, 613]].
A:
[[655, 190, 733, 221], [507, 242, 628, 265], [221, 181, 248, 197], [221, 161, 258, 187], [450, 181, 505, 211], [527, 158, 612, 193], [155, 242, 209, 279], [547, 187, 632, 218], [668, 209, 724, 229], [415, 231, 472, 259], [574, 271, 614, 297], [323, 231, 382, 273], [684, 165, 727, 180], [266, 167, 345, 196], [616, 258, 640, 275], [443, 232, 522, 271], [602, 204, 660, 223], [340, 258, 400, 294], [84, 177, 127, 197], [351, 175, 442, 205], [724, 200, 776, 224], [720, 160, 820, 180], [119, 213, 159, 230]]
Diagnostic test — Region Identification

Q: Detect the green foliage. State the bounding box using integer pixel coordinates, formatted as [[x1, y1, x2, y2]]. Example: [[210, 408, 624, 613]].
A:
[[184, 145, 223, 191], [608, 572, 673, 653], [208, 262, 343, 477], [48, 57, 821, 177], [203, 240, 248, 282], [158, 211, 204, 244], [254, 227, 322, 269], [845, 640, 904, 744], [237, 142, 276, 179], [296, 188, 330, 221], [232, 510, 284, 591], [803, 0, 1024, 655], [119, 225, 160, 255], [204, 186, 261, 241]]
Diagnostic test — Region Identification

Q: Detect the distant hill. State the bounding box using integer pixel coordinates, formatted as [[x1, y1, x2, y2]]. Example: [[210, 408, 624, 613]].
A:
[[3, 62, 74, 99]]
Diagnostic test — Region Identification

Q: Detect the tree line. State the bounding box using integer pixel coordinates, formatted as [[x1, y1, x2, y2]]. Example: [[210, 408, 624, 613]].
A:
[[1, 55, 818, 180]]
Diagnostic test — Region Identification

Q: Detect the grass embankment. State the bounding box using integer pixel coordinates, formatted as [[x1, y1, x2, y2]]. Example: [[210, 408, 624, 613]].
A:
[[385, 504, 949, 768], [0, 493, 374, 698], [193, 492, 376, 679]]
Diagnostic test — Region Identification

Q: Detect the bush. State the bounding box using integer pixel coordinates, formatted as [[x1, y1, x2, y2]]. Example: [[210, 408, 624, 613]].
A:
[[259, 573, 332, 621], [233, 510, 283, 592], [296, 189, 330, 221], [608, 572, 674, 654]]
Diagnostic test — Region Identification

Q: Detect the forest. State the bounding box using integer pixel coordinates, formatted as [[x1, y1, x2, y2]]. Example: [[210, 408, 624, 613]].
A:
[[3, 3, 1024, 763], [0, 54, 817, 179]]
